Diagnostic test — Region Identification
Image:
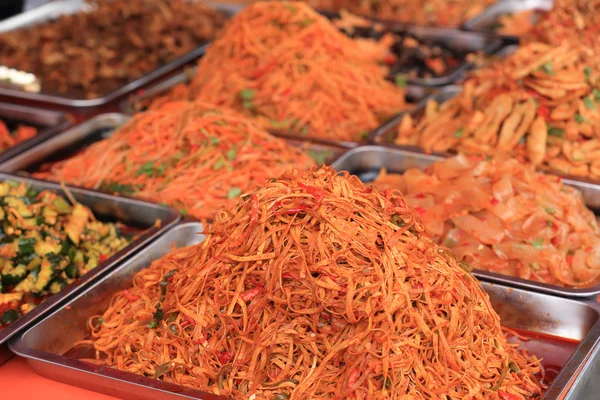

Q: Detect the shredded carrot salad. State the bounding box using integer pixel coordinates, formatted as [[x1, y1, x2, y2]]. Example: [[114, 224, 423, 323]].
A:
[[34, 101, 314, 220], [81, 167, 542, 399], [149, 1, 408, 142], [0, 120, 37, 152], [374, 155, 600, 288], [394, 42, 600, 179]]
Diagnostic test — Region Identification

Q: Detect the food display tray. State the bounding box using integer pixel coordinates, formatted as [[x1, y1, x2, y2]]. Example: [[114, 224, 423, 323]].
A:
[[331, 145, 600, 298], [463, 0, 554, 35], [369, 84, 600, 213], [0, 173, 180, 366], [0, 112, 347, 195], [8, 221, 600, 399], [0, 0, 238, 108], [0, 102, 70, 164]]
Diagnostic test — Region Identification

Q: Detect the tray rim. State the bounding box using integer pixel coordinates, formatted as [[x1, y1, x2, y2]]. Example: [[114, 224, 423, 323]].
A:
[[331, 144, 600, 298], [7, 222, 600, 400], [0, 0, 236, 108], [0, 172, 181, 353]]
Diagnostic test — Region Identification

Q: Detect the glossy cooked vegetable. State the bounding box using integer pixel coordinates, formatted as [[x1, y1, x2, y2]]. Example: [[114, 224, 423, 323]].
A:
[[0, 181, 129, 328], [0, 0, 226, 98], [0, 119, 37, 152], [82, 167, 543, 399], [394, 42, 600, 179], [374, 155, 600, 288], [148, 2, 409, 142], [34, 101, 315, 221]]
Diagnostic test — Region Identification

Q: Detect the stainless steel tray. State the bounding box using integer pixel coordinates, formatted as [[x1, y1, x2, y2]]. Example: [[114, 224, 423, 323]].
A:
[[0, 102, 71, 164], [332, 145, 600, 298], [463, 0, 554, 35], [8, 221, 600, 399], [0, 112, 347, 191], [0, 173, 181, 366], [0, 0, 237, 108]]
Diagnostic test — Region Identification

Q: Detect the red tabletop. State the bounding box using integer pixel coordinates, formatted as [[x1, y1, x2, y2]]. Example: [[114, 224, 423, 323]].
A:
[[0, 357, 116, 399]]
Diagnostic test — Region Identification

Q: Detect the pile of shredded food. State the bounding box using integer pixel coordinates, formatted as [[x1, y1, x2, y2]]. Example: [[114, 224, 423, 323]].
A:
[[34, 101, 315, 221], [149, 2, 408, 142], [0, 0, 227, 98], [82, 167, 543, 399], [394, 42, 600, 179], [302, 0, 496, 27], [374, 155, 600, 288], [0, 119, 37, 152], [0, 181, 130, 328]]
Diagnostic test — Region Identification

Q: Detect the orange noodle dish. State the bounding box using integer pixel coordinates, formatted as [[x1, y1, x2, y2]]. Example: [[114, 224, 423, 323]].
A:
[[147, 2, 408, 142], [301, 0, 496, 27], [33, 101, 315, 220], [374, 155, 600, 288], [393, 42, 600, 180], [81, 167, 544, 399], [0, 119, 37, 152]]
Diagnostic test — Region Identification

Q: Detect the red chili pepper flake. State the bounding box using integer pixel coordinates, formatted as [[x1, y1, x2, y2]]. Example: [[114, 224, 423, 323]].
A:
[[536, 105, 550, 121], [347, 367, 360, 390], [180, 315, 196, 329], [498, 390, 521, 400], [415, 193, 425, 199], [567, 255, 574, 266], [99, 254, 109, 262], [241, 285, 263, 302], [282, 273, 293, 280], [585, 247, 592, 253], [122, 289, 139, 303], [384, 54, 395, 65], [473, 253, 480, 257], [320, 311, 332, 320], [415, 207, 426, 215], [490, 198, 499, 205], [218, 351, 233, 364], [551, 237, 560, 246]]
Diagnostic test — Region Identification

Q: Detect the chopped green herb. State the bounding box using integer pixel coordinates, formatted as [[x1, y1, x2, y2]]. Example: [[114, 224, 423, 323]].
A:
[[454, 127, 464, 138], [484, 155, 493, 161], [542, 62, 554, 74], [300, 125, 309, 135], [169, 325, 178, 335], [284, 4, 297, 12], [226, 148, 237, 161], [545, 206, 555, 215], [1, 310, 19, 325], [239, 88, 254, 101], [531, 262, 541, 271], [584, 97, 596, 110], [154, 362, 170, 378], [546, 220, 553, 227], [227, 187, 242, 200], [214, 120, 227, 126], [385, 377, 392, 389], [394, 74, 407, 87], [509, 361, 521, 373], [307, 149, 334, 165], [584, 67, 592, 81], [242, 100, 253, 109], [213, 158, 225, 170], [147, 320, 158, 329], [546, 124, 565, 138], [156, 164, 166, 176], [209, 137, 219, 146], [180, 209, 188, 216], [360, 131, 370, 140], [594, 89, 600, 102], [301, 18, 314, 27], [575, 113, 586, 124], [531, 238, 544, 249], [135, 161, 155, 177], [96, 317, 104, 328]]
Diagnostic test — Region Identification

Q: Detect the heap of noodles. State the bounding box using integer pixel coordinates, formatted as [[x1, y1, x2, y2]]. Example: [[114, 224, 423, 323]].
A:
[[83, 167, 543, 399], [34, 101, 314, 220], [148, 2, 408, 142]]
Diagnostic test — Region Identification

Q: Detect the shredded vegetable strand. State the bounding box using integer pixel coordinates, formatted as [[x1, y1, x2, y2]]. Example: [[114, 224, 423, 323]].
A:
[[84, 167, 542, 399]]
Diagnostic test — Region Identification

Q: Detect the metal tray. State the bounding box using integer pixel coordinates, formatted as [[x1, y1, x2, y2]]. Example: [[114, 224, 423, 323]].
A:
[[0, 102, 71, 164], [463, 0, 554, 35], [332, 145, 600, 298], [0, 173, 181, 366], [0, 112, 347, 191], [0, 0, 237, 108], [8, 221, 600, 399]]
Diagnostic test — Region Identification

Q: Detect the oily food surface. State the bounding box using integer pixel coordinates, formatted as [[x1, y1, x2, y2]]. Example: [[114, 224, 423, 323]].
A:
[[0, 181, 129, 328], [0, 0, 226, 99], [374, 155, 600, 288], [0, 119, 37, 152], [34, 101, 315, 221], [302, 0, 496, 27], [85, 167, 542, 399], [394, 42, 600, 179], [148, 2, 408, 142]]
